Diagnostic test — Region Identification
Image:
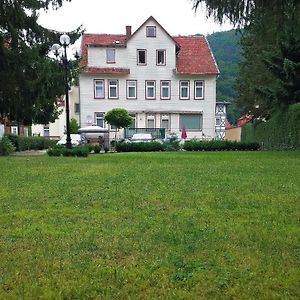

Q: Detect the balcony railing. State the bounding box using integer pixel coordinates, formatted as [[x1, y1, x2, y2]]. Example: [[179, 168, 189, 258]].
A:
[[124, 128, 166, 139]]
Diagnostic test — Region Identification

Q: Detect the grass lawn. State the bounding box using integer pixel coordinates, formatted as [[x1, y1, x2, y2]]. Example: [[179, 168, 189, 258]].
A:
[[0, 151, 299, 299]]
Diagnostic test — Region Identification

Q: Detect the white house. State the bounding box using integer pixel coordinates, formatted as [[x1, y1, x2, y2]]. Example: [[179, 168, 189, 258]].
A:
[[79, 16, 221, 140]]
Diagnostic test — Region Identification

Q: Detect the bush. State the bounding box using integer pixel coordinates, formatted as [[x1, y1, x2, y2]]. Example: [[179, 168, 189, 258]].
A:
[[116, 141, 166, 152], [0, 136, 15, 156], [5, 134, 57, 151], [47, 145, 89, 157], [183, 140, 260, 151], [94, 145, 101, 153], [241, 103, 300, 150]]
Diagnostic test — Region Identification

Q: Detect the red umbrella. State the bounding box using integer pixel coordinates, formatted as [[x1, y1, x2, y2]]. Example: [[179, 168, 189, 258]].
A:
[[181, 127, 187, 139]]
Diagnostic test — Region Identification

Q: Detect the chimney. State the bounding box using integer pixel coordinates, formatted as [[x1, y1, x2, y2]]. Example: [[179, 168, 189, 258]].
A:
[[126, 26, 132, 40]]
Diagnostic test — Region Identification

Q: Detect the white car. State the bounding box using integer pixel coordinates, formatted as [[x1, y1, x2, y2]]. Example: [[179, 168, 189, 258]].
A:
[[56, 134, 86, 147], [130, 133, 153, 142]]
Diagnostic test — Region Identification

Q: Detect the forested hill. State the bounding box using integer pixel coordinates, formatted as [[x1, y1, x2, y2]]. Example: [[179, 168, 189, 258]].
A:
[[206, 29, 242, 123]]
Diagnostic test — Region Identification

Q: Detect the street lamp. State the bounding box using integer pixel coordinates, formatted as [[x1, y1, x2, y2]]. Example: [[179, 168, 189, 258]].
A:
[[52, 34, 80, 149]]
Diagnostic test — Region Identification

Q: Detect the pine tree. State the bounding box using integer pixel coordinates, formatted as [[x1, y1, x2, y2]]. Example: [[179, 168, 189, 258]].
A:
[[0, 0, 83, 126]]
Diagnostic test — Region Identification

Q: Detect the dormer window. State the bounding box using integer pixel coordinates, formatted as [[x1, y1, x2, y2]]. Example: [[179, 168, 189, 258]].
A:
[[146, 26, 156, 37], [106, 48, 115, 63]]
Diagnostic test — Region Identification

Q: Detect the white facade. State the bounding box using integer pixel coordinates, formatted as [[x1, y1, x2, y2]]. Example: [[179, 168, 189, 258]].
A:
[[31, 86, 80, 138], [79, 17, 219, 140]]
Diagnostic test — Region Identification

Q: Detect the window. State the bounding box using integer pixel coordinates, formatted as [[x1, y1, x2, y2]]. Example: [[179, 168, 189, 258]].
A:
[[127, 80, 137, 99], [108, 80, 118, 99], [75, 103, 80, 114], [147, 114, 155, 128], [94, 79, 104, 99], [161, 114, 170, 129], [137, 49, 147, 65], [180, 81, 190, 99], [43, 126, 50, 137], [146, 26, 156, 37], [145, 81, 156, 99], [11, 126, 18, 134], [95, 112, 104, 127], [216, 118, 221, 126], [194, 80, 204, 99], [157, 50, 166, 65], [129, 114, 136, 128], [161, 81, 170, 99], [180, 114, 202, 130], [106, 48, 115, 63]]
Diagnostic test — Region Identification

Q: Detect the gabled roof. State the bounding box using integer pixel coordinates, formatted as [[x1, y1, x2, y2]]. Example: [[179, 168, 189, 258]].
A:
[[80, 34, 126, 67], [127, 16, 180, 48], [174, 36, 219, 75], [80, 17, 219, 75]]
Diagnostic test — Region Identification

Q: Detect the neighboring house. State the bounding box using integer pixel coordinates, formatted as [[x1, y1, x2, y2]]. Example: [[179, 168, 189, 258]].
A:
[[79, 16, 222, 140], [31, 86, 80, 138]]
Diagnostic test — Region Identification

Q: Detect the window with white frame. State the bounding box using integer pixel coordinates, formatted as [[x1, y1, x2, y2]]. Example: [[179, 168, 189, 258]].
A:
[[180, 114, 202, 130], [127, 80, 137, 99], [94, 79, 104, 98], [137, 49, 147, 65], [146, 81, 156, 99], [95, 112, 104, 127], [180, 81, 190, 99], [161, 81, 170, 99], [106, 48, 115, 63], [43, 126, 50, 137], [108, 80, 118, 99], [129, 114, 136, 128], [194, 80, 204, 99], [11, 126, 18, 135], [147, 114, 155, 128], [75, 103, 80, 114], [146, 26, 156, 37], [161, 114, 170, 129], [157, 50, 166, 65]]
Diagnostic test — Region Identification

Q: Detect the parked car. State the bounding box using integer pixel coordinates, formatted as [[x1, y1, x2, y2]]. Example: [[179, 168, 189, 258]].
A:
[[130, 133, 153, 143], [56, 134, 86, 147]]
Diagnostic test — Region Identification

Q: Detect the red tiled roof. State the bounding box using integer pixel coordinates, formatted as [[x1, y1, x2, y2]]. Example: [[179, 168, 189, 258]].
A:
[[82, 67, 130, 74], [174, 36, 219, 75], [80, 28, 219, 75], [80, 34, 126, 67]]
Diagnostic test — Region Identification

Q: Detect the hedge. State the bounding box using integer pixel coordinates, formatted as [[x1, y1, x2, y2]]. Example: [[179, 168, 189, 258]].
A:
[[5, 134, 57, 151], [241, 103, 300, 150], [183, 140, 260, 151], [47, 145, 90, 157], [116, 141, 166, 152]]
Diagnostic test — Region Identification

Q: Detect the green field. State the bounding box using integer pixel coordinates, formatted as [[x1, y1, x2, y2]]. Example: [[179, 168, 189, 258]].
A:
[[0, 151, 299, 299]]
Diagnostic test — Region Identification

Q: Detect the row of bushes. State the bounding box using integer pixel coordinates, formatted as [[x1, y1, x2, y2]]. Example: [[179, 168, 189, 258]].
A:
[[183, 140, 260, 151], [116, 140, 260, 152], [241, 103, 300, 150], [5, 134, 57, 151], [47, 145, 90, 157]]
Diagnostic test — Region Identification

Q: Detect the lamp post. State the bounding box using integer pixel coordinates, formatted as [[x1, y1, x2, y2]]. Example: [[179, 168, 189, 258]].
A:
[[52, 34, 80, 149]]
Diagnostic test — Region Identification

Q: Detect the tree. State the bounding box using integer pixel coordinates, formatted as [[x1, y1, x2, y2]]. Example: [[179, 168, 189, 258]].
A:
[[193, 0, 300, 117], [69, 118, 80, 134], [0, 0, 83, 128], [104, 108, 132, 144]]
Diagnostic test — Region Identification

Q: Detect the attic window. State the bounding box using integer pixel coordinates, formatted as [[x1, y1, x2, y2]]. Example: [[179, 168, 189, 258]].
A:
[[146, 26, 156, 37]]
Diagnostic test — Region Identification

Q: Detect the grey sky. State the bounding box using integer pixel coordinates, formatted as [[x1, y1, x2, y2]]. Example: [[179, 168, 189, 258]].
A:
[[38, 0, 233, 36]]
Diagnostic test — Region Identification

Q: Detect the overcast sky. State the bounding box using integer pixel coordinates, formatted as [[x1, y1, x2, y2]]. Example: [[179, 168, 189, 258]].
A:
[[38, 0, 233, 37]]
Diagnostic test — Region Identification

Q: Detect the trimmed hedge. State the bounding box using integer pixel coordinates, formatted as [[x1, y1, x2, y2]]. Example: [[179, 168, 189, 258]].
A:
[[116, 141, 166, 152], [183, 140, 260, 151], [5, 134, 57, 151], [47, 145, 89, 157], [241, 103, 300, 150]]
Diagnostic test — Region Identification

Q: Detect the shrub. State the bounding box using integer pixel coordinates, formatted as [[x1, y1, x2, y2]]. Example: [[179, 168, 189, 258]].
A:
[[183, 140, 260, 151], [5, 134, 57, 151], [47, 145, 89, 157], [94, 145, 101, 153], [116, 141, 166, 152], [0, 136, 15, 156]]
